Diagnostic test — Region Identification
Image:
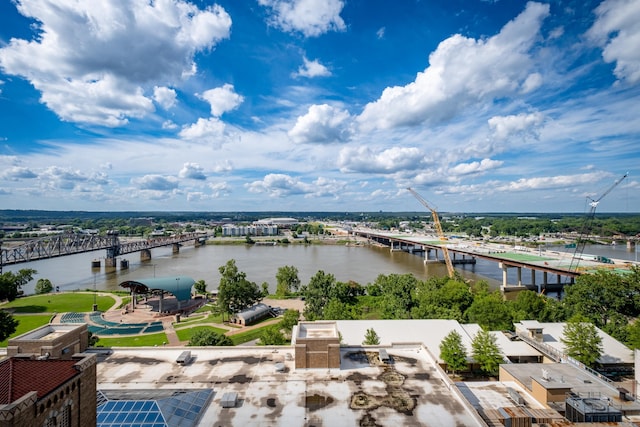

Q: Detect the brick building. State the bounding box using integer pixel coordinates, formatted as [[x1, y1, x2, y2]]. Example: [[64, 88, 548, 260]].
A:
[[0, 354, 97, 427]]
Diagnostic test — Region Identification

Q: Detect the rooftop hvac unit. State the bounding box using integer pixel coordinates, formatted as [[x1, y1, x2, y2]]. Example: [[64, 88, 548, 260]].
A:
[[507, 387, 525, 405], [221, 392, 238, 408]]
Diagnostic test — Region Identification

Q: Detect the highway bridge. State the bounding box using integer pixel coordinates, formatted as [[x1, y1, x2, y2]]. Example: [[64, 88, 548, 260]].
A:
[[0, 231, 208, 272], [352, 229, 636, 292]]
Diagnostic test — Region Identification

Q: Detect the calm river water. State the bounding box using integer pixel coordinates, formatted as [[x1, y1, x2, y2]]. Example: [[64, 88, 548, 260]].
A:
[[5, 241, 638, 296]]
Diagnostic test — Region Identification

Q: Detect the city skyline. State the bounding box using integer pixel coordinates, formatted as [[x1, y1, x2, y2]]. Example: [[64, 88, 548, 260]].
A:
[[0, 0, 638, 213]]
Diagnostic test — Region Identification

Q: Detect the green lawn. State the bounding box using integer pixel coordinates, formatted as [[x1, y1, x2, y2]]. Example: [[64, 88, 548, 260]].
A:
[[173, 313, 224, 329], [228, 324, 277, 345], [0, 314, 52, 347], [95, 332, 169, 347], [0, 292, 116, 313], [175, 326, 228, 342]]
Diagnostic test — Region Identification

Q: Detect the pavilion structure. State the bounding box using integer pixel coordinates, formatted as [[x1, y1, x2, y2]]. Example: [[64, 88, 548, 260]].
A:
[[119, 276, 195, 315]]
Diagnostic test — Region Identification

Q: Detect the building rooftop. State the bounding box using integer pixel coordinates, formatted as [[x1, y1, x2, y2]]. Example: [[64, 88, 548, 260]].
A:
[[335, 320, 540, 363], [0, 358, 81, 404], [95, 345, 483, 426], [515, 320, 634, 364], [294, 321, 340, 340], [15, 323, 84, 341], [500, 362, 640, 413]]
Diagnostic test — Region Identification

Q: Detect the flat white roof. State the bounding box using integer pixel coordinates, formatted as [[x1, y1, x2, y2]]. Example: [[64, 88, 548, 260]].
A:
[[514, 321, 634, 364], [335, 320, 541, 363], [295, 321, 339, 339], [95, 346, 484, 426], [14, 324, 83, 341]]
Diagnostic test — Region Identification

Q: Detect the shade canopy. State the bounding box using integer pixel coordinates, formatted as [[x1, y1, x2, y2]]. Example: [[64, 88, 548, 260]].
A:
[[119, 276, 194, 302]]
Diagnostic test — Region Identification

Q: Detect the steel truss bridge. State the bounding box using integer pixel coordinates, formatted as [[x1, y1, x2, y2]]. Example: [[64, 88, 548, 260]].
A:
[[0, 232, 207, 272]]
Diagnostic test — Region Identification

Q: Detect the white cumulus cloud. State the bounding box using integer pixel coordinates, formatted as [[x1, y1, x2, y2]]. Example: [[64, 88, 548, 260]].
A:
[[294, 57, 331, 78], [588, 0, 640, 84], [258, 0, 346, 37], [199, 84, 244, 117], [288, 104, 352, 144], [449, 158, 504, 176], [246, 173, 345, 198], [132, 174, 179, 191], [153, 86, 178, 110], [337, 146, 427, 174], [179, 163, 207, 180], [488, 112, 545, 141], [357, 2, 550, 131], [0, 0, 232, 126], [179, 117, 226, 143]]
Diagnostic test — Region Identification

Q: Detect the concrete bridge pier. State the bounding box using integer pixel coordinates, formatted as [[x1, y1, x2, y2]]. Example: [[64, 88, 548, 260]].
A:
[[172, 243, 181, 254], [140, 249, 151, 261], [628, 241, 636, 250], [105, 257, 117, 268]]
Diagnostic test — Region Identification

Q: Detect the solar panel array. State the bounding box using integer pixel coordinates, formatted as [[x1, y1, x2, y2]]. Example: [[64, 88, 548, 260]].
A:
[[96, 389, 213, 427]]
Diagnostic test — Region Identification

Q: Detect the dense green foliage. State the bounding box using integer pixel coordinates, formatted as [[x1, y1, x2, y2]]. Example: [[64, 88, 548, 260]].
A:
[[275, 266, 300, 297], [34, 278, 53, 294], [194, 280, 207, 295], [471, 329, 503, 376], [439, 330, 468, 375], [0, 269, 36, 301], [259, 325, 287, 345], [187, 328, 233, 346], [297, 265, 640, 353], [561, 316, 603, 367], [216, 259, 263, 318], [0, 311, 19, 342]]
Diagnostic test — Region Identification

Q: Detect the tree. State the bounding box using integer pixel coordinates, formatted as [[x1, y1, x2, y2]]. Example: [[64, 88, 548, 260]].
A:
[[194, 280, 207, 295], [301, 270, 336, 320], [259, 325, 287, 345], [439, 330, 468, 376], [216, 260, 263, 320], [465, 291, 512, 331], [34, 278, 54, 294], [188, 329, 233, 346], [363, 328, 380, 345], [280, 309, 300, 332], [275, 265, 300, 297], [471, 329, 503, 376], [374, 273, 418, 319], [0, 269, 37, 301], [561, 316, 603, 367], [0, 310, 19, 341], [323, 298, 354, 320]]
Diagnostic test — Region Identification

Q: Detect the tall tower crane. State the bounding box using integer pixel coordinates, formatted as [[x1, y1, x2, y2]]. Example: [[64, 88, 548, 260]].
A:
[[566, 172, 628, 276], [407, 187, 455, 278]]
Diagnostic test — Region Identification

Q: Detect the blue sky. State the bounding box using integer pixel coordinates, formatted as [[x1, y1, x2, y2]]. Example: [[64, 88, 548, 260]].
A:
[[0, 0, 638, 213]]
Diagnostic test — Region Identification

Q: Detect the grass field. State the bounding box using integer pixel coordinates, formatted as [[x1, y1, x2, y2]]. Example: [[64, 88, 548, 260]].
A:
[[0, 314, 52, 347], [0, 292, 116, 313], [173, 313, 224, 329], [94, 332, 169, 347]]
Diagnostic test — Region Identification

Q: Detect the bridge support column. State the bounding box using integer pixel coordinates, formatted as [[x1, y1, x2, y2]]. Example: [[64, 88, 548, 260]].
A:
[[105, 257, 116, 268], [517, 267, 522, 287], [531, 269, 537, 292], [140, 249, 151, 261], [172, 243, 180, 254], [500, 262, 508, 290], [628, 241, 635, 250]]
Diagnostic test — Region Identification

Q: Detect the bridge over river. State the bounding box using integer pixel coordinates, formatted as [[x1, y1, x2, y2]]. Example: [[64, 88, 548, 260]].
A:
[[0, 231, 208, 272], [352, 229, 637, 292]]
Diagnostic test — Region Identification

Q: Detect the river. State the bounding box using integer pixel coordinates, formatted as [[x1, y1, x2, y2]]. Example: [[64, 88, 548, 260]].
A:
[[3, 240, 638, 296]]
